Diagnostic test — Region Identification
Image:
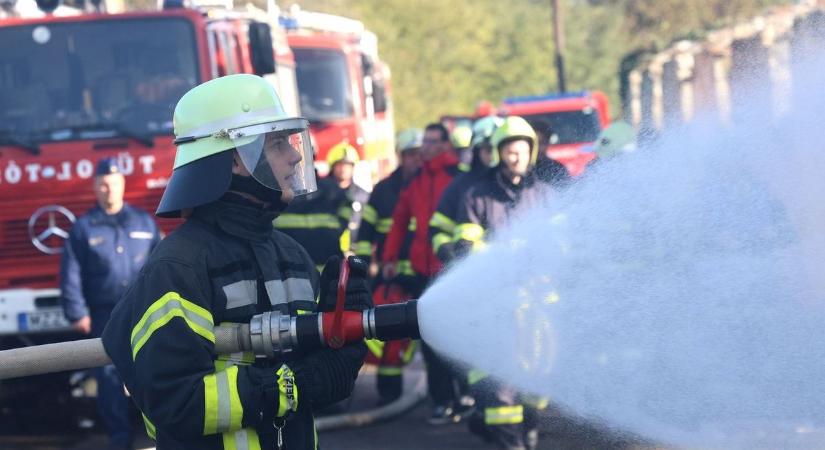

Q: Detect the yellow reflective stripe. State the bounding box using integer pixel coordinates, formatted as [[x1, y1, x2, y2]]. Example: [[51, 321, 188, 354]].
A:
[[223, 428, 262, 450], [142, 413, 156, 440], [432, 232, 451, 253], [376, 218, 393, 233], [276, 364, 298, 417], [130, 292, 214, 360], [485, 405, 524, 425], [409, 217, 417, 232], [365, 338, 384, 357], [362, 204, 378, 225], [340, 228, 350, 254], [521, 395, 549, 410], [378, 366, 403, 376], [204, 366, 243, 435], [468, 368, 487, 385], [337, 206, 352, 221], [216, 351, 256, 367], [313, 422, 319, 450], [429, 211, 456, 233], [396, 260, 415, 276], [354, 240, 372, 257], [273, 214, 341, 229], [401, 340, 418, 364], [454, 223, 485, 242]]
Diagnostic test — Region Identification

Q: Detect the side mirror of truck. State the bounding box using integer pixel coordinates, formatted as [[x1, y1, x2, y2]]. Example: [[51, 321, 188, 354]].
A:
[[248, 22, 276, 76]]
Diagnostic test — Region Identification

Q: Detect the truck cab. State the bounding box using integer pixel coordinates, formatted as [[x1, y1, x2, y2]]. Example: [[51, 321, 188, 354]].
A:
[[283, 8, 395, 185], [499, 91, 610, 177]]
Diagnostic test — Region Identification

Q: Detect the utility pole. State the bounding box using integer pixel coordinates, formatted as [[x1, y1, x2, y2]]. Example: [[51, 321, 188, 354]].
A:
[[551, 0, 567, 93]]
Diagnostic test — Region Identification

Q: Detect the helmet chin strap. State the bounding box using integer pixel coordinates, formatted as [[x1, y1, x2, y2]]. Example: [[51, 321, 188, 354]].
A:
[[227, 174, 289, 212]]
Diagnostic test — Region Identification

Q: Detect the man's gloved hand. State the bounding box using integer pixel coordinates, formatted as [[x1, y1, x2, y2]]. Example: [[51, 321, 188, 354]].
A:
[[436, 242, 457, 264], [319, 255, 374, 312], [288, 342, 367, 408], [453, 239, 474, 259]]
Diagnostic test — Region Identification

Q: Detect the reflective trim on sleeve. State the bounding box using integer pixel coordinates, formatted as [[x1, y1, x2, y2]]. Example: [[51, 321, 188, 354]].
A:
[[376, 218, 393, 234], [377, 366, 403, 376], [130, 292, 215, 360], [429, 212, 456, 233], [409, 217, 417, 232], [401, 340, 418, 364], [142, 413, 157, 441], [362, 204, 378, 225], [432, 232, 452, 253], [337, 206, 353, 222], [467, 368, 487, 385], [222, 428, 262, 450], [365, 339, 384, 358], [353, 240, 372, 257], [204, 366, 243, 435], [454, 223, 485, 243], [274, 213, 341, 230], [484, 405, 524, 425], [396, 260, 415, 276], [276, 364, 298, 418]]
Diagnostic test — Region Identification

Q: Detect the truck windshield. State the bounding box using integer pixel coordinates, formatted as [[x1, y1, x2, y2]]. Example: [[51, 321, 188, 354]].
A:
[[293, 48, 352, 122], [521, 109, 602, 145], [0, 18, 198, 143]]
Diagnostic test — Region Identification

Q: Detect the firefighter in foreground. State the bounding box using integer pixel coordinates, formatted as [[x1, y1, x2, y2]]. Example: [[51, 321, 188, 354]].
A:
[[60, 157, 161, 450], [101, 74, 371, 450], [354, 128, 423, 405], [454, 116, 550, 450]]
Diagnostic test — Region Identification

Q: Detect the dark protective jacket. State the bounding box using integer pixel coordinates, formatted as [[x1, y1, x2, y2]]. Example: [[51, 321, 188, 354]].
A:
[[274, 177, 350, 270], [454, 168, 545, 246], [354, 168, 411, 265], [102, 197, 365, 450], [429, 163, 489, 264], [60, 203, 160, 334], [382, 151, 460, 277]]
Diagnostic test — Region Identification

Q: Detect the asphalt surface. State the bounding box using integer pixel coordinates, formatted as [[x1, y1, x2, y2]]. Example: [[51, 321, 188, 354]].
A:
[[0, 358, 656, 450]]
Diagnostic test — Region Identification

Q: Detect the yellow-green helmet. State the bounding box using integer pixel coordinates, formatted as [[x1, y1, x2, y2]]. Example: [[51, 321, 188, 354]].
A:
[[450, 125, 473, 149], [470, 116, 504, 149], [593, 121, 636, 159], [396, 128, 423, 153], [490, 116, 539, 167], [326, 142, 360, 167], [157, 74, 316, 217]]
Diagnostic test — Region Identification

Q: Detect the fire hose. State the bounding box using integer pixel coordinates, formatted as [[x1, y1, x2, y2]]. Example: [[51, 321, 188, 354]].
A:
[[0, 260, 421, 380]]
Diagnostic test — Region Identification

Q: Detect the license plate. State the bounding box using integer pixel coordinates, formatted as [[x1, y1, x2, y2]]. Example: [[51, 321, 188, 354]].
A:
[[18, 309, 70, 332]]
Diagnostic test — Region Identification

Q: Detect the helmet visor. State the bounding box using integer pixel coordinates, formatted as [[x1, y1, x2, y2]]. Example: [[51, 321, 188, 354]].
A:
[[231, 118, 317, 196]]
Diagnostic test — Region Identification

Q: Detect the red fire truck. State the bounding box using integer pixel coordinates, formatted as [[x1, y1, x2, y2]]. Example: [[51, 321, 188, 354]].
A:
[[283, 8, 395, 184], [0, 0, 299, 410], [498, 91, 610, 176]]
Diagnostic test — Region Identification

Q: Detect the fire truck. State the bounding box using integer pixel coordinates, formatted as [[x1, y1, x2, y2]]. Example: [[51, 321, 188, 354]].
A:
[[282, 7, 395, 185], [0, 0, 300, 414], [498, 90, 610, 176]]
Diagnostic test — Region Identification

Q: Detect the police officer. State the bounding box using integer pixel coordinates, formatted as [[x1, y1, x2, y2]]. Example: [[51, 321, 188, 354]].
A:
[[60, 157, 161, 450], [101, 74, 370, 450], [454, 116, 549, 450], [353, 128, 423, 404]]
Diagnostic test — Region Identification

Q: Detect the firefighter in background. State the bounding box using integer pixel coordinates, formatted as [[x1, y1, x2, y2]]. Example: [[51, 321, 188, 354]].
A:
[[327, 141, 370, 252], [431, 116, 503, 265], [354, 128, 423, 405], [450, 124, 473, 171], [453, 116, 549, 450], [381, 122, 464, 425], [100, 74, 370, 450], [60, 157, 161, 450], [274, 150, 352, 272]]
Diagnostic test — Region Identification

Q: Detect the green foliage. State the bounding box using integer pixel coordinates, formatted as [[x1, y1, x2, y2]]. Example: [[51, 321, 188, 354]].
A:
[[127, 0, 790, 127]]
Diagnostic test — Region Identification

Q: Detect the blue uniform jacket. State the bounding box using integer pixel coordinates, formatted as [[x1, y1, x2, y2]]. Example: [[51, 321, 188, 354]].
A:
[[60, 203, 160, 332]]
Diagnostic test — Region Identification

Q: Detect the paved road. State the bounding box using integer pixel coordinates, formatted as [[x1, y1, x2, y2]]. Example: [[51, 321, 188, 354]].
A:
[[0, 359, 652, 450]]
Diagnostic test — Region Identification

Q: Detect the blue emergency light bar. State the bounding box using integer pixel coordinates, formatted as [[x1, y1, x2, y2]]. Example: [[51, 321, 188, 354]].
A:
[[502, 91, 591, 105], [279, 15, 299, 30]]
